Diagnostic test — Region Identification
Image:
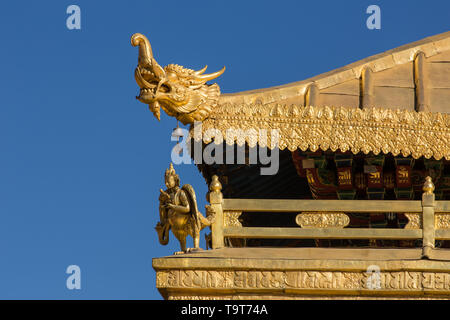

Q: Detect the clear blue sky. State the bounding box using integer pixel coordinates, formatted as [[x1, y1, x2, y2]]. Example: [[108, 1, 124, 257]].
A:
[[0, 0, 448, 299]]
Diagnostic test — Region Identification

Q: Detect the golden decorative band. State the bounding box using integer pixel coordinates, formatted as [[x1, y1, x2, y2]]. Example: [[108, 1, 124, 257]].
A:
[[194, 104, 450, 160], [157, 269, 450, 292]]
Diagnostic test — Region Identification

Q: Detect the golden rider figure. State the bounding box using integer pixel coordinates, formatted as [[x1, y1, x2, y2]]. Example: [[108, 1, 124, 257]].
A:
[[155, 163, 215, 254]]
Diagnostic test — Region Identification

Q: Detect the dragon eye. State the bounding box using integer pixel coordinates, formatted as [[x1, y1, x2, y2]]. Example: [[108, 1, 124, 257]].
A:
[[160, 84, 170, 93]]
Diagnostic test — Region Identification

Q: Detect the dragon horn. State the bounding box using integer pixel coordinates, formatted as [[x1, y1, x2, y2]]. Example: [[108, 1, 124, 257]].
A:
[[195, 66, 226, 82], [131, 33, 154, 62], [194, 65, 208, 75], [131, 33, 166, 81]]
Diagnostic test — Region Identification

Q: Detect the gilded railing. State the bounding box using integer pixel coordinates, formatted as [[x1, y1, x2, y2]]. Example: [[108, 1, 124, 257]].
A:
[[208, 176, 450, 258]]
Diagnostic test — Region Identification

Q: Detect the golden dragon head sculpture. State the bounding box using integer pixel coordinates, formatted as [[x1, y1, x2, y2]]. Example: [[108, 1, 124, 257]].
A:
[[131, 33, 225, 124]]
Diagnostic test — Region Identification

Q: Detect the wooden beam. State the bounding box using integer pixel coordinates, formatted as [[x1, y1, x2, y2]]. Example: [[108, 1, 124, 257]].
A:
[[223, 227, 422, 240], [223, 199, 423, 213], [435, 230, 450, 240], [435, 201, 450, 213]]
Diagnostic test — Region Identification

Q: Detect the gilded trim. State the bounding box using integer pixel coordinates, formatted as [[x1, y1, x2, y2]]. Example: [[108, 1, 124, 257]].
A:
[[193, 104, 450, 160]]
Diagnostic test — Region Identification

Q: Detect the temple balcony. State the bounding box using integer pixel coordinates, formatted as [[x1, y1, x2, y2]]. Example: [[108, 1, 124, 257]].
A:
[[153, 176, 450, 300]]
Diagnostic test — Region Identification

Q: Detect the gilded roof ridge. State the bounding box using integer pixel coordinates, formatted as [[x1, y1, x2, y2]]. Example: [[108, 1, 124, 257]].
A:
[[219, 31, 450, 104]]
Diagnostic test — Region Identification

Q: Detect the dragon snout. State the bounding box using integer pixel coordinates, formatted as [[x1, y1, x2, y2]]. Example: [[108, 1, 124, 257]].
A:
[[136, 87, 155, 103]]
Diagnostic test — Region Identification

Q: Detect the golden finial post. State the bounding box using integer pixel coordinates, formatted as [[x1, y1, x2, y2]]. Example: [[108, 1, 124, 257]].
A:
[[423, 176, 435, 194], [208, 175, 224, 249], [421, 176, 436, 259]]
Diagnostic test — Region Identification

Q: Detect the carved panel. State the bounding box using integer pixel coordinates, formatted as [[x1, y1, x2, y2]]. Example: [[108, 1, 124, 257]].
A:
[[224, 211, 242, 227], [436, 213, 450, 229], [157, 269, 450, 292], [295, 212, 350, 228], [404, 213, 422, 229]]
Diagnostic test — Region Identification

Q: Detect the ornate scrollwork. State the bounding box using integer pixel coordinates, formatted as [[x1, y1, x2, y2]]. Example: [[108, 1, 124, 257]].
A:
[[223, 211, 242, 227], [404, 213, 422, 229], [436, 213, 450, 229], [405, 212, 450, 229], [197, 104, 450, 160], [295, 212, 350, 228]]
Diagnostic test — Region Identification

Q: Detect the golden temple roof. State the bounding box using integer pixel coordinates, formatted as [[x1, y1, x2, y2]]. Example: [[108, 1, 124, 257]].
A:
[[131, 31, 450, 159], [219, 31, 450, 112]]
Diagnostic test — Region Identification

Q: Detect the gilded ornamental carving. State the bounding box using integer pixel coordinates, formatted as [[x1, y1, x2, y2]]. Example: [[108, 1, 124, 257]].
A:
[[197, 104, 450, 160], [223, 211, 242, 227], [405, 213, 450, 229], [295, 212, 350, 228], [156, 269, 450, 292], [131, 33, 225, 124], [155, 163, 215, 254], [436, 214, 450, 229], [404, 213, 422, 229]]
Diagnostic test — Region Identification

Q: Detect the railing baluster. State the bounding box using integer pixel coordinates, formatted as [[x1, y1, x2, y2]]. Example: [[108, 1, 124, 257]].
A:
[[208, 175, 224, 249], [422, 176, 436, 258]]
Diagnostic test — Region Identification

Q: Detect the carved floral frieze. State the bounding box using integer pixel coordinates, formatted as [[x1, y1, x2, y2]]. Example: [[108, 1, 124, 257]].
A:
[[192, 104, 450, 160]]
